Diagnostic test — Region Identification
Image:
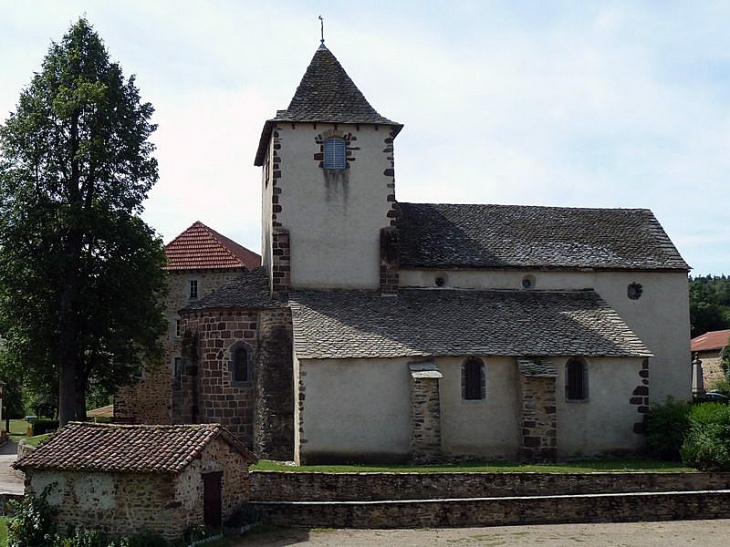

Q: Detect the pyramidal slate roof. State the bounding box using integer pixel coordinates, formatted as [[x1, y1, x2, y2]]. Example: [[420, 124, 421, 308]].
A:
[[13, 422, 257, 474], [184, 267, 284, 311], [397, 203, 689, 271], [255, 44, 401, 166], [290, 288, 651, 360], [165, 221, 261, 271]]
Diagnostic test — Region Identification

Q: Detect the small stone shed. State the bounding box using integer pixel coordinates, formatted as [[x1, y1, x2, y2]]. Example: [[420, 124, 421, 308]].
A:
[[13, 422, 257, 541]]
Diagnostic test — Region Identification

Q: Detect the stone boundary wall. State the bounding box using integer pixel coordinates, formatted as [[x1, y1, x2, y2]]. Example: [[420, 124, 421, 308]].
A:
[[251, 490, 730, 529], [250, 471, 730, 502]]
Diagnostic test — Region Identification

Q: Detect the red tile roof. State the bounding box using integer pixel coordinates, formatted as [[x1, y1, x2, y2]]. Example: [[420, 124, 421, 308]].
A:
[[13, 422, 257, 474], [691, 329, 730, 352], [165, 221, 261, 271]]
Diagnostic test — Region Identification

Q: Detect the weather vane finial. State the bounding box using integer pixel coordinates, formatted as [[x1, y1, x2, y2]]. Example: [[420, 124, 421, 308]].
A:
[[319, 15, 325, 45]]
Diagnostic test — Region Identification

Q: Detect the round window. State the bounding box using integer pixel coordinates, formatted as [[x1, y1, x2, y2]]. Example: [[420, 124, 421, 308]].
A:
[[522, 275, 536, 289]]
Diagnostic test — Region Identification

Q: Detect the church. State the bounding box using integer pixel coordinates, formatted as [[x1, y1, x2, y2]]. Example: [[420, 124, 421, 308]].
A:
[[117, 41, 691, 464]]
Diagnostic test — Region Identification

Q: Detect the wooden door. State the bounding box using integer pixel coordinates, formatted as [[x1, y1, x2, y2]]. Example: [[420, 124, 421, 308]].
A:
[[203, 472, 223, 528]]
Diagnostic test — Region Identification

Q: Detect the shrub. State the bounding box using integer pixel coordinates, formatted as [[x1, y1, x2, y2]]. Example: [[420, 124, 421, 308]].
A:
[[7, 485, 57, 547], [32, 419, 59, 436], [680, 402, 730, 471], [646, 396, 691, 460]]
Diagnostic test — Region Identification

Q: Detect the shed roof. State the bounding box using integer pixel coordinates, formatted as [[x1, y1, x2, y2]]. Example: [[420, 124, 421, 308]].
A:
[[13, 422, 257, 474], [691, 329, 730, 352], [255, 44, 401, 166], [397, 202, 688, 271], [165, 221, 261, 271], [290, 288, 651, 360], [183, 267, 284, 311]]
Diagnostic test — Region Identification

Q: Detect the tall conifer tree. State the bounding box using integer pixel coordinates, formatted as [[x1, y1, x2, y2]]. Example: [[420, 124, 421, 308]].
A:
[[0, 19, 167, 425]]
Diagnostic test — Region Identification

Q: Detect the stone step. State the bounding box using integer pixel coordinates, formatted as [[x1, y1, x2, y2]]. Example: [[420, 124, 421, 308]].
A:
[[251, 489, 730, 528]]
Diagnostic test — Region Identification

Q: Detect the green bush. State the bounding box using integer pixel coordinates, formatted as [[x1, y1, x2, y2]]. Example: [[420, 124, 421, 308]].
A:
[[680, 402, 730, 471], [7, 485, 57, 547], [32, 419, 59, 436], [646, 396, 691, 460]]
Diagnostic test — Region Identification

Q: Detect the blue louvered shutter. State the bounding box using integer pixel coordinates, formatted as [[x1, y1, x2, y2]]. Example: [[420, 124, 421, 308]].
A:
[[324, 138, 346, 169]]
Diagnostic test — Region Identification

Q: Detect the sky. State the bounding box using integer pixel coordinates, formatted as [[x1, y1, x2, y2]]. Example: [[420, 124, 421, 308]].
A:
[[1, 1, 729, 275]]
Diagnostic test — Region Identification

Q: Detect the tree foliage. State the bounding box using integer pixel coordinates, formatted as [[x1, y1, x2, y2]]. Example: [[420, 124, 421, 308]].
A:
[[689, 275, 730, 338], [0, 19, 167, 425]]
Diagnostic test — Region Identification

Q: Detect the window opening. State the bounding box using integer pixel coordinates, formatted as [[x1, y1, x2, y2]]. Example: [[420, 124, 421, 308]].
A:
[[462, 357, 486, 400], [188, 280, 198, 300], [323, 137, 346, 169], [232, 344, 251, 383], [566, 358, 588, 401], [173, 357, 182, 379]]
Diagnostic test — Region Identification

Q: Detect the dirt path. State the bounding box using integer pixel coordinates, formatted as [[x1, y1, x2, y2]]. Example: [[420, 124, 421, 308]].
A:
[[236, 519, 730, 546]]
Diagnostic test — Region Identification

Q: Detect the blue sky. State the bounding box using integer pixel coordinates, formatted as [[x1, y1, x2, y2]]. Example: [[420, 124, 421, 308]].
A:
[[1, 1, 729, 275]]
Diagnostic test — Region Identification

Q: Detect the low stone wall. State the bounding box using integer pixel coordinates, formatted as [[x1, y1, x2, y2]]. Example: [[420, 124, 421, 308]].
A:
[[251, 490, 730, 529], [250, 471, 730, 502]]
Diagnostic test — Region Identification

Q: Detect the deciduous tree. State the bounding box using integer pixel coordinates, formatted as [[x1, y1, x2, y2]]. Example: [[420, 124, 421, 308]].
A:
[[0, 19, 167, 425]]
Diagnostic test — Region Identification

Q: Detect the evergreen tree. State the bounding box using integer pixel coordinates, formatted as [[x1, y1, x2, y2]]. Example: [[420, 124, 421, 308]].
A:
[[0, 19, 167, 425]]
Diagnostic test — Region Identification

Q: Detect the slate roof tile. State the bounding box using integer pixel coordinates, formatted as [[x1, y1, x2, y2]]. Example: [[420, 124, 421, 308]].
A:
[[397, 202, 689, 271], [165, 221, 261, 271], [183, 267, 284, 311], [290, 288, 651, 359], [255, 45, 401, 166], [13, 422, 257, 474]]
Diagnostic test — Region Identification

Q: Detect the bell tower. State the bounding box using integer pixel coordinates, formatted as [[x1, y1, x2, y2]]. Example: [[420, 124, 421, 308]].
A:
[[254, 43, 402, 293]]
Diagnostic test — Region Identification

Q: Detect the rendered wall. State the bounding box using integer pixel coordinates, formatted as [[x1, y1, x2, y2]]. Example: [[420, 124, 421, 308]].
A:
[[266, 123, 397, 290], [400, 269, 691, 403], [555, 356, 645, 458], [295, 357, 411, 464], [437, 356, 521, 459]]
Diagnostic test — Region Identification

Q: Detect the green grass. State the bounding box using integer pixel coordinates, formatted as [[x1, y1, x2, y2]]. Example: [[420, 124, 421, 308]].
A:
[[0, 516, 7, 547], [22, 433, 51, 447], [7, 419, 31, 442], [251, 457, 694, 473]]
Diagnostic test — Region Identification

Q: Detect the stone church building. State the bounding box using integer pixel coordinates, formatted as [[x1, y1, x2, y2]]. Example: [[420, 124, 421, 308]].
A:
[[117, 42, 691, 464]]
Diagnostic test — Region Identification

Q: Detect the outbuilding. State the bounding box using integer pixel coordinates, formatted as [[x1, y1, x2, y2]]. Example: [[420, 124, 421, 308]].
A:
[[13, 422, 257, 541]]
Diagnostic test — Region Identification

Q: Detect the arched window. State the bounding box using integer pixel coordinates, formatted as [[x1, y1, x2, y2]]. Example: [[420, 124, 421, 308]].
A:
[[323, 137, 346, 169], [566, 358, 588, 401], [230, 343, 252, 384], [462, 357, 486, 400]]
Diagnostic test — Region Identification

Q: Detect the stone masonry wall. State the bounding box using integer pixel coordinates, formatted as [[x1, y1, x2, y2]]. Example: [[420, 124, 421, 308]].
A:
[[252, 490, 730, 529], [519, 375, 557, 462], [27, 470, 189, 541], [254, 308, 294, 460], [250, 471, 730, 502], [115, 268, 244, 425], [409, 377, 441, 463], [180, 309, 259, 446]]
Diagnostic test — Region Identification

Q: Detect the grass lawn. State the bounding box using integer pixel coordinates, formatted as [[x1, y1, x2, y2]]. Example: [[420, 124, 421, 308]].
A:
[[252, 457, 694, 473], [6, 419, 31, 442], [0, 517, 7, 547]]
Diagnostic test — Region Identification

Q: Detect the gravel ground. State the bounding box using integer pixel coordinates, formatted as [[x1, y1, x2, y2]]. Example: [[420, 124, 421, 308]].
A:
[[237, 519, 730, 546]]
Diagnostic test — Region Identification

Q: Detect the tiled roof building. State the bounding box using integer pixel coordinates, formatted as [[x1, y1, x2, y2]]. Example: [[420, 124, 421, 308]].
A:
[[15, 422, 256, 541], [165, 221, 261, 271]]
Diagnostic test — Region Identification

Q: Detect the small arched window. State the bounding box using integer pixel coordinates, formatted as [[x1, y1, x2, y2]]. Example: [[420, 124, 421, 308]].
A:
[[462, 357, 486, 400], [230, 343, 252, 384], [566, 358, 588, 401], [323, 137, 347, 169]]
